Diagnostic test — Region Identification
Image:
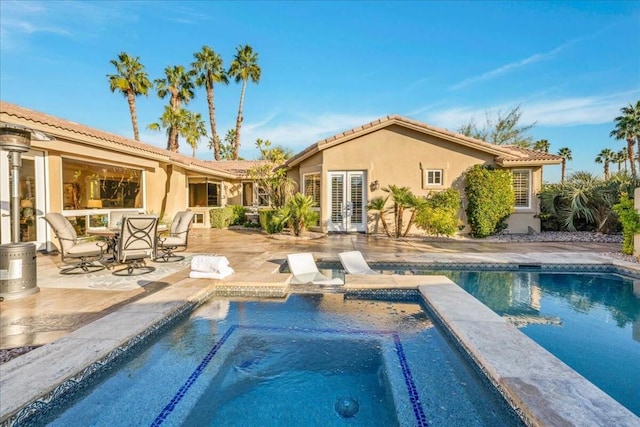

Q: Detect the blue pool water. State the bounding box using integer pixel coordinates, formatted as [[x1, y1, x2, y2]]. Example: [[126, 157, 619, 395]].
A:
[[386, 268, 640, 417], [45, 295, 522, 426]]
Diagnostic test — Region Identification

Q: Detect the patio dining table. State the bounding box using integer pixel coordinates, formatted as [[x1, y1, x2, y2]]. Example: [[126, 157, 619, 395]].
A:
[[87, 224, 168, 264]]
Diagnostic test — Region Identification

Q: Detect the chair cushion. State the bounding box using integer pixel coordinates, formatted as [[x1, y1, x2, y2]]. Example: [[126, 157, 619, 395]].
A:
[[67, 241, 102, 257], [160, 236, 184, 247]]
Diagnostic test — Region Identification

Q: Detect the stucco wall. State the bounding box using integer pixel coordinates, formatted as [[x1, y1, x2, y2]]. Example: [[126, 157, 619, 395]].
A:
[[290, 124, 542, 235]]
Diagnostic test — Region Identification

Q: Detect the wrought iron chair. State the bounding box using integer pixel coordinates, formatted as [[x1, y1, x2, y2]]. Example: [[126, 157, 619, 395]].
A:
[[43, 212, 105, 274], [156, 211, 195, 262], [113, 215, 158, 276]]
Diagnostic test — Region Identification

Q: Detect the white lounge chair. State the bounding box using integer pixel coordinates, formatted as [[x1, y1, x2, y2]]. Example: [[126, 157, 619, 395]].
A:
[[287, 253, 344, 285], [338, 251, 379, 275]]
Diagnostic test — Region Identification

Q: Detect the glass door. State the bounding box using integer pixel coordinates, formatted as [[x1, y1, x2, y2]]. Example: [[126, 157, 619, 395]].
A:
[[327, 171, 366, 232], [0, 149, 47, 248]]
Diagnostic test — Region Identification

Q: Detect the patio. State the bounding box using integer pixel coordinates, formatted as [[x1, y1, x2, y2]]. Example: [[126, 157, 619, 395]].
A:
[[2, 228, 639, 426], [0, 228, 630, 353]]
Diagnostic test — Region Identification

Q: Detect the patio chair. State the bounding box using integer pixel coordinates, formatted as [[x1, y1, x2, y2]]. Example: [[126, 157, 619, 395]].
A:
[[156, 210, 195, 262], [43, 212, 106, 274], [287, 252, 343, 285], [112, 215, 158, 276], [338, 251, 379, 275]]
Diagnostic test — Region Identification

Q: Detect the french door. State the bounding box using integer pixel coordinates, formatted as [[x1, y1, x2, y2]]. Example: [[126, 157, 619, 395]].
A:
[[327, 171, 366, 232]]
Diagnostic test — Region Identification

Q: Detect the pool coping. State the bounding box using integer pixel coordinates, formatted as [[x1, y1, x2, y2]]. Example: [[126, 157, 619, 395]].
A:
[[1, 267, 639, 426]]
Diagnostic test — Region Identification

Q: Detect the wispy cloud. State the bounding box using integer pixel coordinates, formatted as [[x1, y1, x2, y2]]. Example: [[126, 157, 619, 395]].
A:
[[424, 90, 640, 131], [450, 38, 581, 91], [240, 112, 381, 156], [0, 1, 137, 51]]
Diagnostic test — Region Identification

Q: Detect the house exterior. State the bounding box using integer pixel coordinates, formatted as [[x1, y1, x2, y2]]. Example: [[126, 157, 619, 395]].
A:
[[0, 102, 264, 251], [1, 103, 562, 252], [284, 115, 562, 235]]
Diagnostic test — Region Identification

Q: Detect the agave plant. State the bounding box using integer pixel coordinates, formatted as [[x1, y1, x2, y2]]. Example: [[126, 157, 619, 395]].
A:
[[538, 171, 621, 233]]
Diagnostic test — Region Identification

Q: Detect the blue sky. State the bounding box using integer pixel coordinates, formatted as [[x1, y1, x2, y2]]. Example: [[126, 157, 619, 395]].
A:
[[1, 1, 639, 183]]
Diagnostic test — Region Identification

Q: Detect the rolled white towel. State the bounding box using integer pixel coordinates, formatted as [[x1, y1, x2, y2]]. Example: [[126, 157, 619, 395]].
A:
[[191, 255, 229, 273]]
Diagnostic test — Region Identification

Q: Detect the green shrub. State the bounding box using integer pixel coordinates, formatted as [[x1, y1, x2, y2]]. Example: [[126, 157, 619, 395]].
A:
[[258, 208, 282, 234], [415, 188, 462, 236], [273, 193, 319, 236], [209, 207, 233, 229], [612, 193, 640, 255], [228, 205, 247, 226], [464, 165, 514, 238]]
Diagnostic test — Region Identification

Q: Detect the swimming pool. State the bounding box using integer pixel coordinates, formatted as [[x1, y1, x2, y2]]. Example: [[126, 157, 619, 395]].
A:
[[42, 295, 522, 426], [315, 263, 640, 417]]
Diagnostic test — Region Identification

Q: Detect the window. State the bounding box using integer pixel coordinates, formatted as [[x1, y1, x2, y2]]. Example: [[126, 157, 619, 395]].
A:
[[425, 169, 443, 186], [257, 186, 270, 207], [188, 178, 221, 207], [303, 173, 321, 206], [62, 158, 142, 210], [512, 170, 530, 208]]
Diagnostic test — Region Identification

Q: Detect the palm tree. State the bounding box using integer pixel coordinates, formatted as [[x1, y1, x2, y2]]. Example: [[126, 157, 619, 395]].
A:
[[382, 185, 424, 237], [192, 46, 229, 161], [148, 106, 185, 148], [558, 147, 572, 183], [615, 149, 628, 172], [228, 44, 261, 159], [610, 101, 640, 178], [155, 65, 196, 152], [181, 111, 208, 158], [533, 139, 550, 153], [594, 148, 614, 180], [107, 52, 152, 141]]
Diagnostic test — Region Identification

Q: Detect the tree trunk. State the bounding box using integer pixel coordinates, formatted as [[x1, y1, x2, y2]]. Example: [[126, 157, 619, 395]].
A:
[[234, 79, 247, 160], [168, 126, 179, 152], [627, 140, 636, 177], [396, 206, 404, 238], [378, 213, 391, 237], [206, 83, 220, 161], [127, 91, 139, 141], [561, 160, 566, 183], [402, 209, 417, 237]]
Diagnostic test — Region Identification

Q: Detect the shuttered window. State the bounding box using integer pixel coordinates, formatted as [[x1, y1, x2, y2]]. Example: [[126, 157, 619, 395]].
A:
[[512, 170, 530, 208]]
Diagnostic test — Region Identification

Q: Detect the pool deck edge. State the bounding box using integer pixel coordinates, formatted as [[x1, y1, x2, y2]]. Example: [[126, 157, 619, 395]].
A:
[[418, 282, 640, 427]]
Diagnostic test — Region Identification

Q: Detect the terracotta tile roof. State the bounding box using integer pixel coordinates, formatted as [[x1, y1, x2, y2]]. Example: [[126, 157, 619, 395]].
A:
[[0, 101, 257, 178], [211, 160, 270, 176], [287, 114, 563, 167]]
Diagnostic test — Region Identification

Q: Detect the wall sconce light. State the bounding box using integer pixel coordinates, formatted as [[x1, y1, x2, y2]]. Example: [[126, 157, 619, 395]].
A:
[[369, 180, 380, 192]]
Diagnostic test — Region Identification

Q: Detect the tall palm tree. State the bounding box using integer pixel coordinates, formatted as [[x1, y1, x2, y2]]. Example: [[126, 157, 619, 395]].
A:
[[181, 111, 208, 158], [107, 52, 152, 141], [192, 46, 229, 160], [558, 147, 572, 183], [610, 101, 640, 178], [594, 148, 615, 180], [228, 44, 261, 159], [615, 149, 628, 171], [533, 139, 550, 153], [148, 106, 185, 149], [155, 65, 196, 152]]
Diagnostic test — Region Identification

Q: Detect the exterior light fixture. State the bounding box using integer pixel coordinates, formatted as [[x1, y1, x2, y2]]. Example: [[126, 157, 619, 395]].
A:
[[369, 180, 380, 192]]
